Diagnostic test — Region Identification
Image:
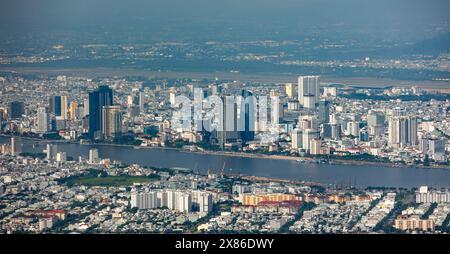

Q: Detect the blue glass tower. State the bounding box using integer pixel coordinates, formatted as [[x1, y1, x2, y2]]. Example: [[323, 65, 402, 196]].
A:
[[88, 85, 113, 140]]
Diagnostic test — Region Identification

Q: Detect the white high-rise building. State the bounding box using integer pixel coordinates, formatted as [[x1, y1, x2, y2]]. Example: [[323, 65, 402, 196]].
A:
[[178, 192, 192, 213], [291, 128, 303, 150], [10, 137, 21, 156], [298, 76, 320, 107], [89, 148, 99, 164], [302, 129, 319, 151], [46, 144, 58, 160], [347, 121, 360, 137], [139, 92, 145, 111], [388, 116, 418, 148], [37, 107, 48, 133]]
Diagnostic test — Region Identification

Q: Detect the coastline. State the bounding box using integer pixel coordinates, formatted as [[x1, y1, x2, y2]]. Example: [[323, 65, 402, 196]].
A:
[[3, 134, 449, 170]]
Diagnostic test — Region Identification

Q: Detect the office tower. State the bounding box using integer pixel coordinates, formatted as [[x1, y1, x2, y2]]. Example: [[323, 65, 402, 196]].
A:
[[50, 96, 61, 116], [367, 111, 385, 136], [310, 138, 322, 155], [321, 123, 332, 139], [347, 121, 360, 137], [298, 76, 320, 107], [318, 100, 330, 124], [388, 116, 418, 148], [291, 128, 303, 150], [217, 92, 255, 147], [46, 144, 58, 160], [60, 96, 68, 119], [10, 137, 21, 156], [285, 83, 295, 98], [89, 148, 99, 164], [37, 107, 48, 133], [139, 92, 145, 111], [69, 101, 78, 120], [102, 105, 122, 140], [83, 97, 89, 117], [89, 85, 113, 140], [302, 129, 319, 151], [330, 123, 341, 140], [9, 101, 24, 119]]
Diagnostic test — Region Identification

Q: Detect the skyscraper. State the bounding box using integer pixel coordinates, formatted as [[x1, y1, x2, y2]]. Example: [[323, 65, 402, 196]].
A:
[[89, 86, 113, 140], [388, 116, 418, 148], [139, 92, 145, 112], [302, 129, 319, 152], [60, 95, 68, 120], [69, 101, 78, 120], [9, 101, 24, 119], [37, 107, 48, 133], [10, 137, 21, 156], [50, 96, 62, 116], [318, 100, 330, 124], [291, 128, 303, 150], [298, 76, 320, 107], [89, 148, 99, 164], [46, 144, 58, 160], [102, 105, 122, 140]]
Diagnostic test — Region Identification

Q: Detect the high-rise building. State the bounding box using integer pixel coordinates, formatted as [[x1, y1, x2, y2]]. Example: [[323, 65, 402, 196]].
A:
[[102, 105, 122, 140], [367, 111, 385, 136], [217, 92, 255, 147], [298, 76, 320, 107], [50, 96, 61, 116], [46, 144, 58, 160], [291, 128, 303, 150], [285, 83, 295, 98], [318, 100, 330, 124], [89, 148, 99, 164], [9, 101, 24, 119], [10, 137, 21, 156], [347, 121, 360, 137], [37, 107, 48, 133], [89, 86, 113, 140], [302, 129, 319, 151], [388, 116, 418, 148], [139, 92, 145, 111], [69, 101, 78, 120], [60, 96, 68, 120], [310, 138, 322, 155]]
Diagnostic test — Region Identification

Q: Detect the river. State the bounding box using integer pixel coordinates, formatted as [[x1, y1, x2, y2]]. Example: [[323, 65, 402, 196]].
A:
[[3, 136, 450, 188]]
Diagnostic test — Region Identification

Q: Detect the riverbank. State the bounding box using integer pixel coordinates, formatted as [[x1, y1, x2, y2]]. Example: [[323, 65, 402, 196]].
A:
[[3, 134, 449, 170]]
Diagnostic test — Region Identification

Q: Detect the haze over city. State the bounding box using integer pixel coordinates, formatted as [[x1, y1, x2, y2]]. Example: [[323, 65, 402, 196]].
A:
[[0, 0, 450, 242]]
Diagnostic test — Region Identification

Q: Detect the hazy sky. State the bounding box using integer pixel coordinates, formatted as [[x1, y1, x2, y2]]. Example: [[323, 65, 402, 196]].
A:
[[1, 0, 449, 43]]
